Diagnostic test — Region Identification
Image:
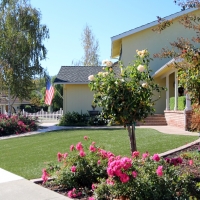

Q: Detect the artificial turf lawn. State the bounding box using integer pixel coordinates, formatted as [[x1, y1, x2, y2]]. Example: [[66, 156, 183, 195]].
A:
[[0, 128, 198, 179]]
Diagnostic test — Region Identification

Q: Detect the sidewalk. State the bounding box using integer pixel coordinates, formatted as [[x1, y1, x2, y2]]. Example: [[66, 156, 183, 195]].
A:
[[0, 123, 199, 199]]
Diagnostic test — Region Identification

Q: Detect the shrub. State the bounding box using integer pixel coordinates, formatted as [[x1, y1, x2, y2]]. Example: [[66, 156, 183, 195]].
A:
[[59, 112, 108, 126], [0, 114, 39, 136], [170, 96, 186, 110], [190, 103, 200, 132], [59, 112, 89, 126], [42, 137, 199, 199]]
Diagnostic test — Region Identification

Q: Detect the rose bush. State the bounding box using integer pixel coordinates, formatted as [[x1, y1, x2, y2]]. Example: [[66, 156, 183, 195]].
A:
[[42, 137, 199, 199], [88, 50, 166, 152], [0, 114, 39, 136]]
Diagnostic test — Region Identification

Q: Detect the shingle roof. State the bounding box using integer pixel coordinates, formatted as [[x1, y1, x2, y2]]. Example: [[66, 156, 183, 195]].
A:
[[54, 66, 121, 84]]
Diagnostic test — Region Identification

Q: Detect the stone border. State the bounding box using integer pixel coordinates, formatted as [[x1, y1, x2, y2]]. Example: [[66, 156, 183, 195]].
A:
[[159, 138, 200, 157]]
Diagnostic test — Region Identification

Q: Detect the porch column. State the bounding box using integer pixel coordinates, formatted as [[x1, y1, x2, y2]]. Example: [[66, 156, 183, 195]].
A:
[[185, 92, 192, 111], [174, 70, 178, 110], [166, 75, 170, 110]]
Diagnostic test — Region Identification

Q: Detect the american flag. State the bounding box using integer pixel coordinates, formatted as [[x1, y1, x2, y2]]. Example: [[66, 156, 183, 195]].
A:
[[45, 78, 54, 105]]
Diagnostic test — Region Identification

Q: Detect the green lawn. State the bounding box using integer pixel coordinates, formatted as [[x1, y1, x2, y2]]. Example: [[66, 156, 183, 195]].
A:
[[0, 128, 198, 180]]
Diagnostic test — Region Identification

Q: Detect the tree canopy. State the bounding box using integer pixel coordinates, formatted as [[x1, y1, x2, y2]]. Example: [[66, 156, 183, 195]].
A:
[[0, 0, 49, 103], [72, 24, 101, 66]]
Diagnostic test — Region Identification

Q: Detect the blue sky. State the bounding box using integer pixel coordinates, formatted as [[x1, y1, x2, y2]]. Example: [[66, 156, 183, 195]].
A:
[[30, 0, 181, 76]]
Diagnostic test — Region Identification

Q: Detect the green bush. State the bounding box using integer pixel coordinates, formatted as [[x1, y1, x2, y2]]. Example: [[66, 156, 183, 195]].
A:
[[59, 112, 89, 126], [59, 111, 108, 126], [170, 96, 186, 110]]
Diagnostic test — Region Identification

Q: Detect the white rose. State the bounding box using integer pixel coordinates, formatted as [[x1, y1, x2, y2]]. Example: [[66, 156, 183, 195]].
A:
[[102, 72, 108, 77], [88, 75, 95, 81], [106, 61, 113, 67], [137, 65, 145, 72], [142, 83, 148, 88]]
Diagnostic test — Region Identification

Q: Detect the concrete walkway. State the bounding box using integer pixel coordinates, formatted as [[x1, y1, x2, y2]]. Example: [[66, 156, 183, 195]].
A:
[[0, 123, 199, 199]]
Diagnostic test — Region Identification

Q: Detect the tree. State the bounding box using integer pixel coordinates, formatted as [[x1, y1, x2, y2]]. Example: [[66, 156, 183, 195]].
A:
[[0, 0, 49, 114], [153, 0, 200, 104], [88, 50, 165, 153], [73, 24, 101, 66]]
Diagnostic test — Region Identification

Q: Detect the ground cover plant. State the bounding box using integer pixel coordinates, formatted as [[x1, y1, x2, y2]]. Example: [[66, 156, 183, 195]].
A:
[[41, 135, 200, 199], [0, 114, 39, 136], [0, 128, 198, 180]]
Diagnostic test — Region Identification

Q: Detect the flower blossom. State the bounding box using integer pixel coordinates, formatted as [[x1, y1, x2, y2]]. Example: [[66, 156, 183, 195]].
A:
[[88, 75, 95, 81], [132, 151, 140, 158], [71, 166, 76, 172], [89, 145, 96, 152], [142, 152, 149, 159], [76, 142, 83, 151], [41, 168, 49, 184], [79, 150, 86, 157], [137, 64, 145, 72], [156, 166, 163, 177], [70, 145, 75, 151], [102, 59, 113, 67], [136, 49, 148, 57], [142, 82, 148, 88], [84, 136, 88, 140], [188, 159, 193, 166], [152, 154, 160, 162], [132, 171, 137, 178]]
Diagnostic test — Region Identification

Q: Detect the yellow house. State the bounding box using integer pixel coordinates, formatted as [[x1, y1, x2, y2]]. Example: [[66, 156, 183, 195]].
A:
[[110, 7, 200, 129], [54, 66, 121, 115], [55, 8, 199, 130]]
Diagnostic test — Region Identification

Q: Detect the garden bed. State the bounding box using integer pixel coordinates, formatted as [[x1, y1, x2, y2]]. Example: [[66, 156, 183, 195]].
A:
[[35, 142, 200, 199]]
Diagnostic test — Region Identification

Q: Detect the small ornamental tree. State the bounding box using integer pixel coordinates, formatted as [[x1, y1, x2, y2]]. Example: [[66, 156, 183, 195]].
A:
[[88, 50, 165, 153]]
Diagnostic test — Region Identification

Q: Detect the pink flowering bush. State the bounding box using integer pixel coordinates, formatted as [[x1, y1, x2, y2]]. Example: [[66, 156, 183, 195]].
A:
[[0, 114, 39, 136], [42, 137, 198, 199]]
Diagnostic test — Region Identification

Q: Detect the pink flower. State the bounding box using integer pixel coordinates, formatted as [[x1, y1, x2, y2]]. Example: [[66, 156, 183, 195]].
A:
[[188, 159, 193, 166], [76, 142, 83, 151], [132, 171, 137, 178], [106, 178, 114, 185], [57, 152, 62, 162], [84, 136, 88, 140], [119, 173, 130, 183], [92, 141, 96, 145], [97, 160, 101, 165], [132, 151, 140, 158], [63, 153, 68, 159], [67, 188, 77, 198], [142, 152, 149, 159], [152, 154, 160, 162], [79, 150, 86, 157], [70, 145, 75, 151], [91, 183, 96, 190], [71, 166, 76, 172], [41, 168, 49, 184], [88, 197, 95, 200], [89, 145, 96, 152], [156, 166, 163, 177]]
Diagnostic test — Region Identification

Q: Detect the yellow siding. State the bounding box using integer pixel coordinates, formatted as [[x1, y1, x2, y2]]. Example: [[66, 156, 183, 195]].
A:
[[63, 84, 101, 114], [120, 11, 199, 74], [152, 77, 166, 114]]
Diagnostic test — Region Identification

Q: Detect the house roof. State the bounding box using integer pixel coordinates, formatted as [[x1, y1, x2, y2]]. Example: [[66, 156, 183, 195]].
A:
[[54, 66, 121, 84], [111, 8, 197, 58]]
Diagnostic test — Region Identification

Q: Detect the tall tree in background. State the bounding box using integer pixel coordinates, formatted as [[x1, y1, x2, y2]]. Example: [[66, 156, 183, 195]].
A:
[[73, 24, 101, 66], [0, 0, 49, 113]]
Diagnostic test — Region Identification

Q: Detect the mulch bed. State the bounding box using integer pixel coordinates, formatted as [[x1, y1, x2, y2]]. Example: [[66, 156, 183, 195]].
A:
[[35, 143, 200, 199]]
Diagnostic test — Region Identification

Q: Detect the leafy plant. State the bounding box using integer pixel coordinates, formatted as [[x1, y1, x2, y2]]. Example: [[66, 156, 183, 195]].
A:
[[0, 114, 39, 136], [42, 137, 199, 199], [88, 50, 166, 152]]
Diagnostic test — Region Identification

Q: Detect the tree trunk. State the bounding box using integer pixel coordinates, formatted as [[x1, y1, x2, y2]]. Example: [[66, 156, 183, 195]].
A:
[[127, 124, 137, 153]]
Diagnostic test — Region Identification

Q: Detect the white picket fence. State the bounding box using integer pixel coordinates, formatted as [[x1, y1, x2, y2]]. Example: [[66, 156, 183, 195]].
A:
[[22, 108, 63, 121]]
